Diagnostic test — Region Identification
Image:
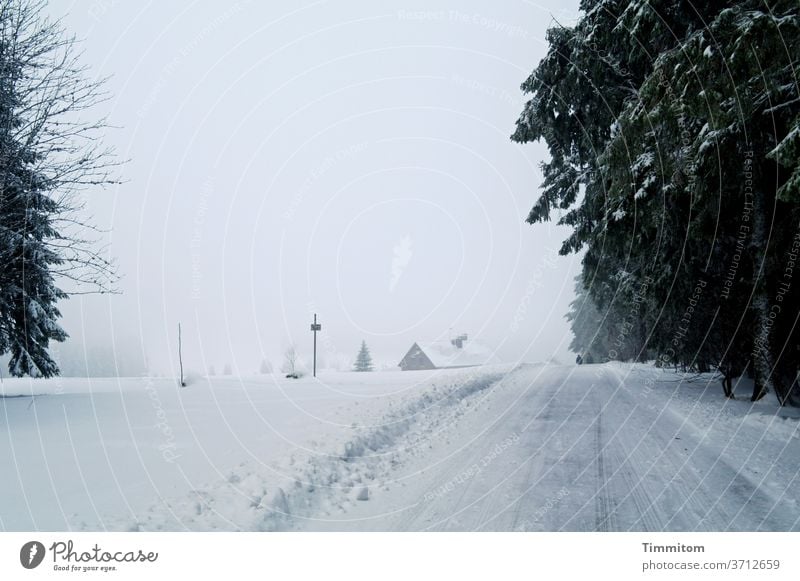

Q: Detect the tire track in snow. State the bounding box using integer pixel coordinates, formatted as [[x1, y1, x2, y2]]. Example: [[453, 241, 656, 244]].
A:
[[593, 409, 616, 531]]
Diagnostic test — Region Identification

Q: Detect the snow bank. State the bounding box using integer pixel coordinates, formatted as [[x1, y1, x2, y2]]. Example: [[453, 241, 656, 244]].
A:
[[78, 366, 512, 531], [256, 369, 508, 531]]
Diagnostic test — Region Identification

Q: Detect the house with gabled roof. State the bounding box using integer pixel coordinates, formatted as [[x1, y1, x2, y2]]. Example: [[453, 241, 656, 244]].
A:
[[398, 342, 436, 371], [398, 336, 496, 371]]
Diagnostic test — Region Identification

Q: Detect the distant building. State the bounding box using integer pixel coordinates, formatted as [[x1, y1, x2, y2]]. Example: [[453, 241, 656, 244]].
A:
[[398, 342, 436, 371], [398, 336, 496, 371]]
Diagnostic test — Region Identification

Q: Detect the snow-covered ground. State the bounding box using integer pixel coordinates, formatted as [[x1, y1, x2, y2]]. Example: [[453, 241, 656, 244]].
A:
[[303, 363, 800, 531], [0, 366, 508, 530], [1, 363, 798, 531]]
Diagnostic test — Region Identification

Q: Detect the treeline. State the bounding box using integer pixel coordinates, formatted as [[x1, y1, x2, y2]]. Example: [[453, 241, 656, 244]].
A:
[[513, 0, 800, 405]]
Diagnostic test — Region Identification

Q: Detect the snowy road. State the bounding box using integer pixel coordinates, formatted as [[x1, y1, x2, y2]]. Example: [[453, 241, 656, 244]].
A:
[[301, 364, 800, 531]]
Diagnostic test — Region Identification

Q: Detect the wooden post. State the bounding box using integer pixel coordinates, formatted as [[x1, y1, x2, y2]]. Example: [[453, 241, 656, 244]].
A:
[[178, 322, 185, 387]]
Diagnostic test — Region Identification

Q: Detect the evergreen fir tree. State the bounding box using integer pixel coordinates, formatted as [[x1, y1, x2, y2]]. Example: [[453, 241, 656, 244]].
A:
[[513, 0, 800, 404], [0, 1, 119, 377], [0, 19, 65, 377], [353, 341, 373, 372]]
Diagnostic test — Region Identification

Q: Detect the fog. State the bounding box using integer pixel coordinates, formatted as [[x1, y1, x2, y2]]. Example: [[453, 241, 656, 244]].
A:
[[46, 0, 581, 377]]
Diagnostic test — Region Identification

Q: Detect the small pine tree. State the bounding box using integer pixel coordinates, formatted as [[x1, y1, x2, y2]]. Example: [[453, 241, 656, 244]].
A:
[[223, 363, 232, 376], [353, 341, 373, 372], [259, 358, 272, 374]]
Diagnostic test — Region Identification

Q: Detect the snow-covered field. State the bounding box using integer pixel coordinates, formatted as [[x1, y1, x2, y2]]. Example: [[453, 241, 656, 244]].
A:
[[0, 366, 509, 530], [1, 363, 798, 531]]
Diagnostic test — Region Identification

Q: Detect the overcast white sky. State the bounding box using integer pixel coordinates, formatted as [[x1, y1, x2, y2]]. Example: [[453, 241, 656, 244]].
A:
[[47, 0, 582, 376]]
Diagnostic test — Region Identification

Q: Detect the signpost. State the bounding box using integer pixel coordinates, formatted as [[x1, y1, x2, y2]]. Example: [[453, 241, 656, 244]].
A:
[[310, 313, 322, 377]]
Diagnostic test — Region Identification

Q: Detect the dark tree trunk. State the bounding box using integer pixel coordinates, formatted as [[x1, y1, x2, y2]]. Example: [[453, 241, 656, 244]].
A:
[[750, 181, 774, 403], [773, 359, 800, 407], [722, 374, 734, 399]]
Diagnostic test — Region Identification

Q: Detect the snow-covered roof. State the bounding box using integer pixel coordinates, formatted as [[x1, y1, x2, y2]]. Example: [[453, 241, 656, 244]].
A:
[[416, 340, 497, 369]]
